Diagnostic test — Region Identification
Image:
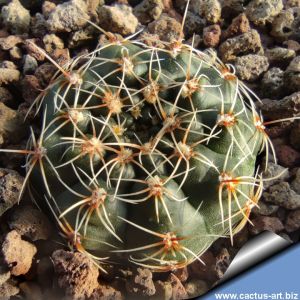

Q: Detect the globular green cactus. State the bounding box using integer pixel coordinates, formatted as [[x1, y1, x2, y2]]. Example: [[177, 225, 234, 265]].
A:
[[1, 33, 272, 273]]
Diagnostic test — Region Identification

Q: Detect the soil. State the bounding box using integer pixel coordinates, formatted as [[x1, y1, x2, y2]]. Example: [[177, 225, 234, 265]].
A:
[[0, 0, 299, 299]]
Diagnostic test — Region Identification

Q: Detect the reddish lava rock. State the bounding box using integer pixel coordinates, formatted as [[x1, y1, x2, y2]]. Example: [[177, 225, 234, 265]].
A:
[[275, 144, 300, 167], [2, 230, 37, 276], [249, 216, 285, 235], [203, 24, 221, 48]]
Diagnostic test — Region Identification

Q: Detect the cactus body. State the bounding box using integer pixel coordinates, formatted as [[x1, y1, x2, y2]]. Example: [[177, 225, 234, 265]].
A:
[[23, 39, 264, 272]]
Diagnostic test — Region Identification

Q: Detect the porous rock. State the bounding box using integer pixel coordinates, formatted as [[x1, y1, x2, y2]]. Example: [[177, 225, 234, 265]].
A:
[[257, 92, 300, 120], [284, 56, 300, 93], [1, 0, 31, 34], [222, 13, 251, 40], [0, 168, 23, 216], [98, 4, 138, 35], [219, 29, 263, 62], [168, 273, 188, 300], [0, 68, 20, 85], [203, 24, 221, 47], [0, 35, 23, 51], [133, 0, 164, 24], [153, 280, 173, 300], [2, 230, 37, 276], [0, 280, 19, 300], [89, 284, 123, 300], [275, 144, 300, 167], [249, 216, 284, 234], [235, 54, 269, 81], [285, 210, 300, 232], [46, 0, 90, 33], [197, 0, 222, 24], [52, 249, 99, 300], [261, 68, 285, 99], [291, 168, 300, 193], [43, 34, 64, 53], [148, 13, 182, 42], [0, 103, 24, 146], [8, 205, 52, 241], [184, 279, 209, 298], [126, 268, 156, 297], [263, 181, 300, 210], [245, 0, 283, 26], [215, 248, 231, 279], [271, 8, 300, 40], [290, 121, 300, 150]]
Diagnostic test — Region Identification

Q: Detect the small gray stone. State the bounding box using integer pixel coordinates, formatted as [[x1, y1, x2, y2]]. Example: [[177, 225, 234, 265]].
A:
[[257, 91, 300, 120], [245, 0, 283, 26], [285, 210, 300, 232], [261, 67, 285, 99], [197, 0, 222, 24], [271, 7, 300, 40], [265, 47, 296, 65], [262, 162, 289, 189], [0, 280, 19, 300], [153, 280, 172, 300], [133, 0, 164, 24], [68, 26, 95, 48], [249, 216, 284, 234], [290, 121, 300, 150], [148, 13, 182, 42], [2, 230, 37, 276], [253, 200, 279, 216], [221, 0, 245, 15], [52, 250, 99, 300], [42, 0, 56, 18], [9, 46, 23, 60], [184, 11, 206, 36], [285, 0, 300, 8], [184, 279, 209, 298], [0, 68, 20, 85], [291, 168, 300, 194], [215, 248, 231, 279], [0, 267, 10, 286], [98, 4, 138, 36], [168, 273, 188, 300], [0, 60, 17, 69], [1, 0, 31, 34], [126, 268, 156, 296], [263, 181, 300, 210], [46, 0, 90, 33], [8, 205, 52, 241], [0, 87, 13, 106], [31, 13, 48, 38], [235, 54, 269, 81], [284, 56, 300, 92], [0, 168, 24, 216], [43, 34, 64, 53], [22, 54, 38, 74], [0, 35, 23, 51], [219, 29, 263, 62]]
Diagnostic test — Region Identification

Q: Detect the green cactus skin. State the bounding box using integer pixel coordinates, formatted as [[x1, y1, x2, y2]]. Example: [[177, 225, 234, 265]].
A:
[[1, 37, 267, 273]]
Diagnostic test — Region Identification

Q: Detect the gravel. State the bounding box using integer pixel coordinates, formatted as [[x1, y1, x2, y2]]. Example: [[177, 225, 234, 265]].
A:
[[1, 0, 31, 34], [46, 0, 90, 33], [245, 0, 283, 26], [219, 29, 263, 62], [2, 230, 37, 276], [235, 54, 269, 81], [98, 4, 139, 36], [263, 181, 300, 210], [52, 250, 99, 300]]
